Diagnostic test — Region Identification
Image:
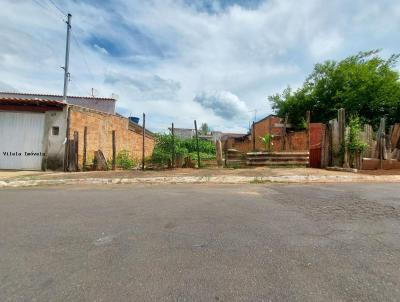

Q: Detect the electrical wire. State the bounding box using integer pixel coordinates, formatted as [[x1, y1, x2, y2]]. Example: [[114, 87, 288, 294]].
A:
[[32, 0, 65, 22], [71, 30, 95, 82], [47, 0, 67, 16]]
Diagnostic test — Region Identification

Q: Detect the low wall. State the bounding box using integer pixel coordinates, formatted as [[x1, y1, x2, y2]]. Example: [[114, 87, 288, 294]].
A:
[[247, 151, 309, 167], [362, 158, 400, 170], [225, 131, 309, 153]]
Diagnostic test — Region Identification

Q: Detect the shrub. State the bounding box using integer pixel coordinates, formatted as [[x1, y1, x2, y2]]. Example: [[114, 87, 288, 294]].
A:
[[346, 116, 367, 154], [151, 134, 216, 166], [259, 134, 273, 151], [346, 116, 367, 168], [116, 150, 136, 170]]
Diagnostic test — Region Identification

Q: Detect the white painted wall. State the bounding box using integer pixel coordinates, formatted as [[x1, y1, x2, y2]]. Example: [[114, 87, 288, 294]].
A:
[[43, 108, 68, 170]]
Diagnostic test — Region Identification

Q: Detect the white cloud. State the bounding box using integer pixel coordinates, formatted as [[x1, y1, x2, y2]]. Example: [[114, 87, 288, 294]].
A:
[[93, 44, 109, 55], [194, 91, 249, 120], [0, 0, 399, 132]]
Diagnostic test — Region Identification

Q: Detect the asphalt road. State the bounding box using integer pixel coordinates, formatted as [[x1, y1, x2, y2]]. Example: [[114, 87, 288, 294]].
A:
[[1, 183, 400, 302]]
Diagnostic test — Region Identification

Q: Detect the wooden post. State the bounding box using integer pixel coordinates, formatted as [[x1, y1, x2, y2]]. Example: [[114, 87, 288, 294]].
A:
[[194, 120, 201, 168], [216, 139, 223, 167], [171, 122, 175, 169], [379, 117, 386, 169], [83, 126, 87, 170], [268, 117, 272, 151], [142, 113, 146, 171], [337, 108, 346, 166], [282, 114, 288, 151], [306, 111, 311, 151], [112, 130, 116, 170], [73, 131, 79, 171], [252, 121, 256, 151]]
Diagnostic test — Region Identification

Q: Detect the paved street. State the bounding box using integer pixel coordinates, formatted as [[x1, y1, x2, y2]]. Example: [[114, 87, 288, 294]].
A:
[[1, 183, 400, 301]]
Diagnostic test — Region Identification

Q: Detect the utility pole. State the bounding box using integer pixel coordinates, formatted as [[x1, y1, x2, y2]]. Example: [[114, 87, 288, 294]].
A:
[[63, 13, 72, 102], [249, 109, 257, 122]]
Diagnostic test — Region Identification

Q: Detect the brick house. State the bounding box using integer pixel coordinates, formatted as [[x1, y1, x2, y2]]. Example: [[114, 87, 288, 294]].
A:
[[224, 115, 283, 152], [224, 114, 310, 152], [0, 93, 154, 171]]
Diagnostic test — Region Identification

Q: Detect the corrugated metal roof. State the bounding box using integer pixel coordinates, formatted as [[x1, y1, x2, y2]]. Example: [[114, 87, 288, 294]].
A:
[[0, 97, 66, 107]]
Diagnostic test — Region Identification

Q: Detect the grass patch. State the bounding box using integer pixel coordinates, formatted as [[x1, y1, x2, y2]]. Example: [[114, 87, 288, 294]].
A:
[[249, 177, 267, 184]]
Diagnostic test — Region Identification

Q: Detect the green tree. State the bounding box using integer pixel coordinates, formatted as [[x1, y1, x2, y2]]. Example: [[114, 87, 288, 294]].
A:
[[269, 50, 400, 129], [200, 123, 210, 135]]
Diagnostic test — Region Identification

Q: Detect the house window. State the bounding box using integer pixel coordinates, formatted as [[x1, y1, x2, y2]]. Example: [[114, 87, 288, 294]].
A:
[[52, 126, 59, 136]]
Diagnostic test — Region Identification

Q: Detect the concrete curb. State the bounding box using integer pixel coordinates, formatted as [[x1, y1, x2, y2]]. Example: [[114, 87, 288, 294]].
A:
[[1, 175, 400, 188]]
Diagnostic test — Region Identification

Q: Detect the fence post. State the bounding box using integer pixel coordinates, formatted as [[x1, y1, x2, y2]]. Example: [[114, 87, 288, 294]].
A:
[[142, 113, 146, 171], [73, 131, 79, 171], [216, 139, 223, 167], [83, 126, 87, 170], [337, 108, 346, 166], [268, 117, 272, 151], [194, 120, 200, 168], [252, 121, 256, 151], [171, 122, 175, 168], [282, 114, 288, 151], [306, 111, 311, 150], [112, 130, 116, 170], [379, 117, 386, 169]]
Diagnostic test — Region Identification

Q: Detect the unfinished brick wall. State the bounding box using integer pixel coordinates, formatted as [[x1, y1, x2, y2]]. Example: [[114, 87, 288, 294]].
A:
[[224, 124, 313, 153], [225, 136, 252, 153], [253, 115, 282, 137], [68, 106, 155, 168]]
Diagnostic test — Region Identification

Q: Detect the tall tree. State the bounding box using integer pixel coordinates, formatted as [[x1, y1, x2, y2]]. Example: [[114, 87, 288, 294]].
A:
[[200, 123, 210, 135], [269, 50, 400, 129]]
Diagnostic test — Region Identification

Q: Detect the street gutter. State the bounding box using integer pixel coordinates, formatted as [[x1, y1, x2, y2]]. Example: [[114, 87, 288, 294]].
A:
[[1, 175, 400, 188]]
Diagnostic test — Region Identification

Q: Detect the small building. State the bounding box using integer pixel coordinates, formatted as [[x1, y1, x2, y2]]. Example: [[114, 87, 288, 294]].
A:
[[172, 128, 196, 139], [170, 127, 223, 142], [0, 93, 154, 171]]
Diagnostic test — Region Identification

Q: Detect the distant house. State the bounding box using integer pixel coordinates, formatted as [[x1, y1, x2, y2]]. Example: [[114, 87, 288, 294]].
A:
[[170, 127, 223, 142], [0, 92, 154, 171], [223, 115, 286, 152], [0, 92, 116, 114], [172, 128, 196, 139]]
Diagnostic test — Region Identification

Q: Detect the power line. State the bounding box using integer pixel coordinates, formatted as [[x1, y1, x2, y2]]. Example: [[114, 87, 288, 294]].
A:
[[32, 0, 65, 22], [47, 0, 67, 17], [69, 76, 86, 96], [71, 30, 95, 82]]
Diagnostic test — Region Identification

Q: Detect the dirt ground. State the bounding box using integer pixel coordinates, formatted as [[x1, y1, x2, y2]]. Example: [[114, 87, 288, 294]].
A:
[[358, 169, 400, 175]]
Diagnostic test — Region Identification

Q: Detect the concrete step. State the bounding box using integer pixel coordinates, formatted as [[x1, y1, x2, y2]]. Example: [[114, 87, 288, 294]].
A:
[[247, 152, 309, 157], [247, 161, 309, 166], [247, 157, 309, 162]]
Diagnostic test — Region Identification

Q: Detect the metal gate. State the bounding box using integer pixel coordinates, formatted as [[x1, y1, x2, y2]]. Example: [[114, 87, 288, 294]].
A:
[[0, 111, 45, 170], [309, 145, 322, 168]]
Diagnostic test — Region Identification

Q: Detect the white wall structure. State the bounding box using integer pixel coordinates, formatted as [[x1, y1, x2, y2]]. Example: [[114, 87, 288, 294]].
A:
[[43, 109, 68, 170]]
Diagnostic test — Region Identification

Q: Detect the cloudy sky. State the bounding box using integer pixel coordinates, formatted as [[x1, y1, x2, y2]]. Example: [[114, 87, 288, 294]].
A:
[[0, 0, 399, 132]]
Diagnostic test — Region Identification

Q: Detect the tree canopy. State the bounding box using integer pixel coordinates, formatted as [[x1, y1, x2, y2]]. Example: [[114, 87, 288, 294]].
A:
[[269, 50, 400, 129], [200, 122, 210, 135]]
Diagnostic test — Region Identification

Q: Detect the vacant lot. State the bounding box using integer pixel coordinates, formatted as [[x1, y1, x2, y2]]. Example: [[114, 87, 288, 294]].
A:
[[1, 183, 399, 301]]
